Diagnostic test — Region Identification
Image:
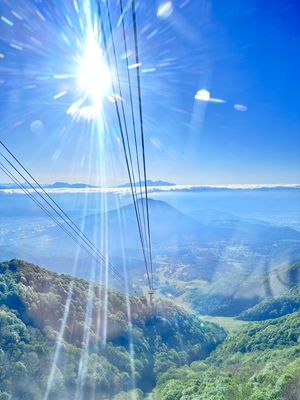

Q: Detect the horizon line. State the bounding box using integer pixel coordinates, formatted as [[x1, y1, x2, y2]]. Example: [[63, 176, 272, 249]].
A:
[[1, 182, 300, 194]]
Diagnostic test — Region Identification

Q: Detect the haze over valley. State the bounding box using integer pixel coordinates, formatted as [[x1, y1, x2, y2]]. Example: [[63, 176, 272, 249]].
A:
[[1, 186, 300, 318]]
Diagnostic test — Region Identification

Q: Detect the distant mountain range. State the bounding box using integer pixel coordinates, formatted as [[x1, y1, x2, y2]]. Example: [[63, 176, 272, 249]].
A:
[[1, 181, 299, 192], [116, 180, 175, 188], [43, 182, 97, 189], [0, 181, 98, 190], [2, 198, 300, 290], [0, 180, 176, 190]]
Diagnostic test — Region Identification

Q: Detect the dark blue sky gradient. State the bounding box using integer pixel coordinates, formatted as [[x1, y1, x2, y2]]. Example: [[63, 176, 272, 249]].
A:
[[0, 0, 299, 185]]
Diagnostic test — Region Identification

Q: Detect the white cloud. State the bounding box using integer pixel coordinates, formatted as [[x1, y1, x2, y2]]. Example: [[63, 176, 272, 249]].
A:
[[2, 184, 299, 195]]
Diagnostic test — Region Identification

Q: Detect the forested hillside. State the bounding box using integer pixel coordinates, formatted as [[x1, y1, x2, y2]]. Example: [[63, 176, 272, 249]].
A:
[[152, 261, 300, 399], [1, 258, 299, 400], [0, 259, 225, 399], [238, 287, 300, 321], [188, 260, 300, 317], [237, 261, 300, 321], [154, 311, 300, 399]]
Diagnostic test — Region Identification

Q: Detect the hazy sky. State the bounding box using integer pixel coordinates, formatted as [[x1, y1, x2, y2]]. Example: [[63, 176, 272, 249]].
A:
[[0, 0, 299, 185]]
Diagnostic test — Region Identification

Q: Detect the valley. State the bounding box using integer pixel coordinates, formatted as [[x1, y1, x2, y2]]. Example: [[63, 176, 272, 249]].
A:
[[1, 188, 300, 398]]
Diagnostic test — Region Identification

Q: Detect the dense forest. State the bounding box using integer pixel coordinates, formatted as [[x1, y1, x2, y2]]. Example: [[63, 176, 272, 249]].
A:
[[154, 311, 300, 399], [188, 261, 300, 317], [238, 287, 300, 321], [1, 258, 299, 399], [0, 259, 225, 399], [152, 260, 300, 399]]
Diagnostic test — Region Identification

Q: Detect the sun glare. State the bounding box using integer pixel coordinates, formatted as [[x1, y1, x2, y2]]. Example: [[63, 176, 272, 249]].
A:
[[77, 35, 112, 107]]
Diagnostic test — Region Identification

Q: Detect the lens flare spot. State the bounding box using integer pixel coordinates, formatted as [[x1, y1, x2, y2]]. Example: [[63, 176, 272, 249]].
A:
[[234, 104, 248, 112], [30, 120, 44, 134], [195, 89, 210, 101], [195, 89, 226, 104], [157, 2, 174, 19]]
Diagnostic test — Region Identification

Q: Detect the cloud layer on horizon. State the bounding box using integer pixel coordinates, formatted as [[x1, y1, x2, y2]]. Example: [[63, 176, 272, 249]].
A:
[[1, 183, 300, 195]]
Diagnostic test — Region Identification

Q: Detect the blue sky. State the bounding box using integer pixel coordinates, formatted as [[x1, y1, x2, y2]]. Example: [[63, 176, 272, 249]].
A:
[[0, 0, 299, 185]]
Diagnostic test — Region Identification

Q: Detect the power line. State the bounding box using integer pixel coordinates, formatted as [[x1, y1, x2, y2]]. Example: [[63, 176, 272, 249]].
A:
[[0, 2, 155, 292], [0, 145, 124, 283], [0, 161, 122, 283], [0, 140, 122, 281]]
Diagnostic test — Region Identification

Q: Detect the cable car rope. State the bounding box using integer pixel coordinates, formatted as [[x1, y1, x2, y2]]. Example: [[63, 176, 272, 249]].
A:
[[119, 0, 147, 241], [0, 144, 124, 283], [131, 0, 154, 290], [97, 0, 152, 290]]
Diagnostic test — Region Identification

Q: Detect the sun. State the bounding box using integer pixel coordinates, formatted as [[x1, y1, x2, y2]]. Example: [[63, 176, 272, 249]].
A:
[[77, 34, 112, 108]]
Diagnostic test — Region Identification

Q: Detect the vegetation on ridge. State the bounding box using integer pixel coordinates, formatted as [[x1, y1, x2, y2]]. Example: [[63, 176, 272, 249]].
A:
[[154, 311, 300, 399], [0, 259, 225, 399]]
